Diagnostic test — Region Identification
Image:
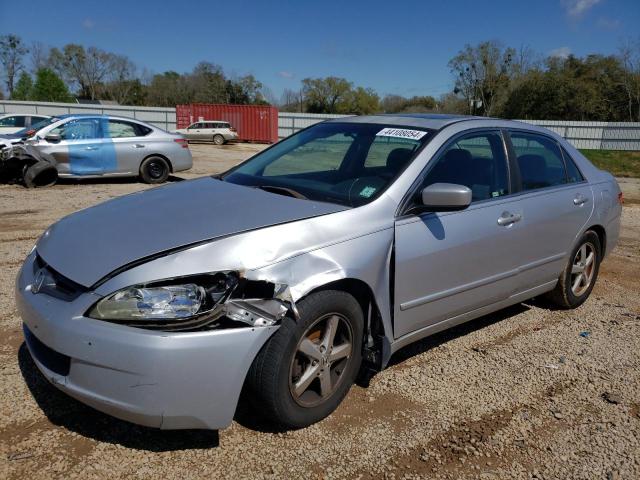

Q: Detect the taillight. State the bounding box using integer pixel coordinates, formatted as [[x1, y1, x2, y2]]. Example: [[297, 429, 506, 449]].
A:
[[230, 127, 237, 133], [174, 138, 189, 149], [618, 192, 624, 205]]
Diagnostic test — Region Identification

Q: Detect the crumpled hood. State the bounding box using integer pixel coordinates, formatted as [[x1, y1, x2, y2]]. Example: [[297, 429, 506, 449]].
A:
[[36, 177, 347, 287]]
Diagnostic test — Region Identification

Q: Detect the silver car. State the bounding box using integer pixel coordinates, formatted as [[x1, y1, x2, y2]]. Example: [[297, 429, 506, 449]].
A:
[[174, 120, 238, 145], [17, 114, 621, 432], [24, 114, 192, 183]]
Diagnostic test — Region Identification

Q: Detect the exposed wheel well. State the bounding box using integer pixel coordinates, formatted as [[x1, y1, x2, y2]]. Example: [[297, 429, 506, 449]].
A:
[[305, 278, 385, 370], [586, 224, 606, 256], [142, 154, 173, 173]]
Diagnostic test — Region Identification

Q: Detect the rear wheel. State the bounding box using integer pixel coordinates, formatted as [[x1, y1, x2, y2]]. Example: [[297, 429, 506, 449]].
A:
[[546, 230, 601, 308], [213, 134, 225, 145], [247, 290, 363, 429], [139, 156, 170, 184]]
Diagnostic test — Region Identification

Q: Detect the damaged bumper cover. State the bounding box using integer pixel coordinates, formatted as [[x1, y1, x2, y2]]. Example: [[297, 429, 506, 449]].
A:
[[17, 251, 280, 430]]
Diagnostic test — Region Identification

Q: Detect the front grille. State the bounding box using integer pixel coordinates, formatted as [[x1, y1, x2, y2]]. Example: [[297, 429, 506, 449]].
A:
[[23, 324, 71, 376], [33, 253, 87, 301]]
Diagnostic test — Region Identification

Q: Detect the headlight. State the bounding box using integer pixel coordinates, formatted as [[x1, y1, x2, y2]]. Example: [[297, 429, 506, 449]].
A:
[[89, 284, 206, 321], [86, 272, 294, 332]]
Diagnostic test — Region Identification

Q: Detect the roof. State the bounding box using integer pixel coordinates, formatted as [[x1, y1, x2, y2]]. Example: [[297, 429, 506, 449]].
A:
[[327, 113, 493, 130]]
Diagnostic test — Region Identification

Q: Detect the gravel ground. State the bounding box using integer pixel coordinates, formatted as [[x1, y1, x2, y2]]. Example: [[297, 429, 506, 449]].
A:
[[0, 143, 639, 480]]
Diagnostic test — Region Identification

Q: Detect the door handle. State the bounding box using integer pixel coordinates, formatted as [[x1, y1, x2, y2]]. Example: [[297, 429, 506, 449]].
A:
[[85, 146, 99, 151], [497, 212, 522, 226], [573, 194, 589, 206], [133, 144, 145, 149]]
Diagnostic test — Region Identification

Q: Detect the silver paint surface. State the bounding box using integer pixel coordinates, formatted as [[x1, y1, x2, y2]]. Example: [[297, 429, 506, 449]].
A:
[[17, 115, 622, 430]]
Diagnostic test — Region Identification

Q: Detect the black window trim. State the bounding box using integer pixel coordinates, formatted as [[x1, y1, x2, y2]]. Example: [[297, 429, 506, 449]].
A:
[[504, 128, 588, 196], [396, 127, 513, 218]]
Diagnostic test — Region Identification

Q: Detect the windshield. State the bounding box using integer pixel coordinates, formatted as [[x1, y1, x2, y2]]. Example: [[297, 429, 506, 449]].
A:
[[15, 117, 59, 137], [222, 122, 431, 207]]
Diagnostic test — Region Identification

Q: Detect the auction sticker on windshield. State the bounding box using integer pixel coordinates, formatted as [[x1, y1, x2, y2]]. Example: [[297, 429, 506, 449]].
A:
[[376, 128, 427, 140]]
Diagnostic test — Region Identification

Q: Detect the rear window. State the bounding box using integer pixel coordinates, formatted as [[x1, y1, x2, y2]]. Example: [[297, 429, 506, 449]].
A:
[[106, 120, 151, 138], [510, 132, 567, 191]]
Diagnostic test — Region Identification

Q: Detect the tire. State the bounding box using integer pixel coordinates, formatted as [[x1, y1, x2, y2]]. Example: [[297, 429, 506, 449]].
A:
[[545, 230, 601, 309], [213, 134, 225, 145], [247, 290, 364, 429], [23, 161, 58, 188], [139, 156, 170, 184]]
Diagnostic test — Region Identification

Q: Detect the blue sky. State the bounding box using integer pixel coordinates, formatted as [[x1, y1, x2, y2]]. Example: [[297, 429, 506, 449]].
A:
[[1, 0, 639, 100]]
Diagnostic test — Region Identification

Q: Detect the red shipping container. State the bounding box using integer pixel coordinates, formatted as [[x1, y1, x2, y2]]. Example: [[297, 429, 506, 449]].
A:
[[176, 104, 279, 143]]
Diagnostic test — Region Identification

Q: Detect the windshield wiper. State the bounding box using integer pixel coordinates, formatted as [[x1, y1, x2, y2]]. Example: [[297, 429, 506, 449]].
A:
[[254, 185, 308, 200]]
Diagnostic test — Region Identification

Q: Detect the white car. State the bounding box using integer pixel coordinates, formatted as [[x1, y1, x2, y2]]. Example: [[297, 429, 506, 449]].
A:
[[0, 114, 51, 134], [174, 121, 238, 145]]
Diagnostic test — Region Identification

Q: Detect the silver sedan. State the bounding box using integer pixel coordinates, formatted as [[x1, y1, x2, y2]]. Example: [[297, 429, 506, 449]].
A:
[[23, 114, 192, 184], [17, 114, 621, 433]]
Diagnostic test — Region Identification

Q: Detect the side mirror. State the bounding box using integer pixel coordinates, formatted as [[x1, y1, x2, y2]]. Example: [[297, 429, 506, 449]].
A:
[[44, 133, 61, 143], [421, 183, 472, 211]]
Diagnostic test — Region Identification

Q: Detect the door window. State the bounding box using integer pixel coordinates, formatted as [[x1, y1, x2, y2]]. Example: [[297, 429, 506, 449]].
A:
[[561, 148, 584, 183], [0, 116, 25, 127], [510, 132, 567, 190], [419, 131, 509, 202], [50, 119, 101, 140], [106, 120, 141, 138]]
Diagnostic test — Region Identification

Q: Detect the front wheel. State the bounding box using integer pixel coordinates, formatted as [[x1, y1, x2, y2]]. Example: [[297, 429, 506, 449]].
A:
[[213, 134, 225, 145], [139, 156, 170, 184], [247, 290, 363, 429], [546, 230, 601, 308]]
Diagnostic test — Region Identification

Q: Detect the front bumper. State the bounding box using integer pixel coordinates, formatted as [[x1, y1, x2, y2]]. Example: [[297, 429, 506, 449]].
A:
[[16, 251, 277, 430]]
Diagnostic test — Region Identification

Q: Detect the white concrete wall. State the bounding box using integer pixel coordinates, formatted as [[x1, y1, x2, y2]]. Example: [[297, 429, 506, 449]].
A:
[[2, 101, 639, 150]]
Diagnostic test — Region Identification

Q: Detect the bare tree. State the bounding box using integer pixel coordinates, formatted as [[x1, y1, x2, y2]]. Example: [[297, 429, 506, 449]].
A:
[[30, 41, 51, 73], [49, 44, 114, 99], [0, 34, 28, 96], [449, 41, 515, 116], [618, 38, 640, 121], [103, 54, 137, 104]]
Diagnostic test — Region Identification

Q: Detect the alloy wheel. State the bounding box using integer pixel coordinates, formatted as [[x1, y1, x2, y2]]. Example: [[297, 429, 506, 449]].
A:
[[289, 313, 353, 407], [571, 242, 596, 296]]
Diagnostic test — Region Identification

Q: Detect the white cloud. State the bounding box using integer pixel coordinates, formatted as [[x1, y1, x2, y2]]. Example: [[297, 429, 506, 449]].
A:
[[597, 16, 621, 29], [549, 46, 572, 59], [561, 0, 601, 18], [82, 18, 95, 29], [277, 71, 294, 79]]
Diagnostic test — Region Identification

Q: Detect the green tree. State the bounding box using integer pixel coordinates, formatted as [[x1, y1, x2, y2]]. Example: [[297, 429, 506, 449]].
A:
[[11, 71, 33, 100], [31, 68, 73, 102], [302, 77, 353, 113], [347, 87, 380, 114]]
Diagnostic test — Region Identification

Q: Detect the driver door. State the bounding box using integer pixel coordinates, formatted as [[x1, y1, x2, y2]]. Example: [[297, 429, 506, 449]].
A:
[[41, 118, 107, 175], [393, 130, 525, 338]]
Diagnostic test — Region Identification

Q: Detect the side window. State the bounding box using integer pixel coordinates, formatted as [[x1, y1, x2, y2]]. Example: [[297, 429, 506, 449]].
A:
[[420, 131, 509, 202], [221, 123, 230, 129], [50, 119, 101, 140], [189, 123, 200, 129], [106, 120, 139, 138], [510, 132, 567, 190], [0, 116, 25, 127], [561, 147, 584, 183]]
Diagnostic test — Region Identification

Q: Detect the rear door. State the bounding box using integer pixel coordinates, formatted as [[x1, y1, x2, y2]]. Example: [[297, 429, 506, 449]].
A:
[[105, 119, 150, 174], [504, 130, 593, 291], [393, 130, 524, 338]]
